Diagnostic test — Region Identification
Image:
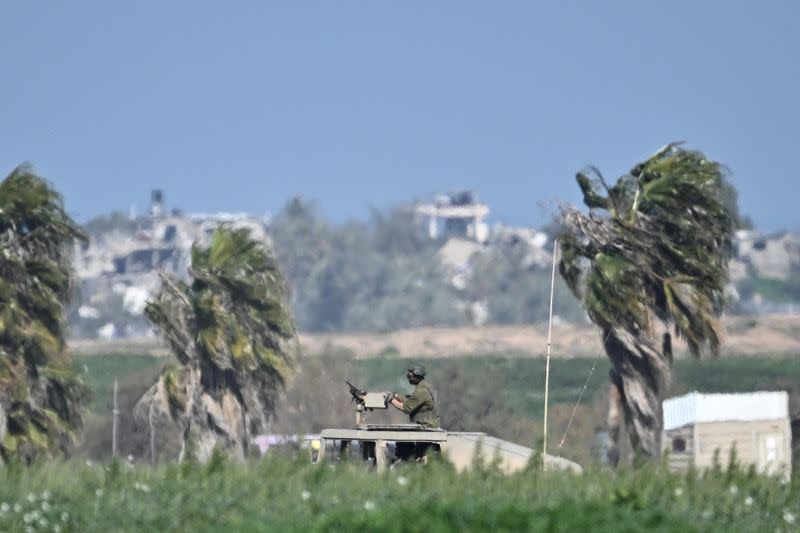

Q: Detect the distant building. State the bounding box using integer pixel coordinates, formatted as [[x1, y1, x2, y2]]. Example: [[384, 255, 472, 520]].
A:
[[732, 230, 800, 282], [71, 192, 270, 339], [414, 191, 490, 243], [150, 189, 164, 218], [437, 238, 483, 272], [662, 391, 792, 478]]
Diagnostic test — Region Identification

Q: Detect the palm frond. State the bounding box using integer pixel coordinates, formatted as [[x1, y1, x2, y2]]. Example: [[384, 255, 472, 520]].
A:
[[559, 145, 736, 357], [0, 164, 86, 462], [146, 225, 298, 421]]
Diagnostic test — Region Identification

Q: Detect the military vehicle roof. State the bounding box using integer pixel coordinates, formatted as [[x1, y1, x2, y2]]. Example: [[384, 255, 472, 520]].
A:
[[320, 427, 448, 442]]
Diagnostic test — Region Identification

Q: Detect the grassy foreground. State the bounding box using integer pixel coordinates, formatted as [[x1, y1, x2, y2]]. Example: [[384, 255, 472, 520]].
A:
[[0, 455, 797, 532]]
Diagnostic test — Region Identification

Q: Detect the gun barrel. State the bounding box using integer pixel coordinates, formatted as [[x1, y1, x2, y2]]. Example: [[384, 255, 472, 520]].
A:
[[346, 380, 366, 397]]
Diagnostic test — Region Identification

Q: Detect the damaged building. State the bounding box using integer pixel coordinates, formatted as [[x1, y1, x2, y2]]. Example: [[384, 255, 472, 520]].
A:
[[71, 191, 270, 339]]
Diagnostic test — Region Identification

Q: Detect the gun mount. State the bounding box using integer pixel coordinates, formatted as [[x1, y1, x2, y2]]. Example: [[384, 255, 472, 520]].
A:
[[346, 380, 391, 428]]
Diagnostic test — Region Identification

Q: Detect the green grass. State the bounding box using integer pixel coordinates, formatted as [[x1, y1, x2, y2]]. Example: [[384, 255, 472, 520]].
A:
[[752, 277, 798, 304], [0, 455, 796, 532], [75, 352, 799, 420], [357, 356, 604, 415], [357, 355, 800, 417], [74, 354, 168, 414], [73, 352, 798, 464], [673, 356, 800, 394]]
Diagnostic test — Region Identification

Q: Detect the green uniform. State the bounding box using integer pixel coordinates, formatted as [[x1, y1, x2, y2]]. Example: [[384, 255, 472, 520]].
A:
[[402, 379, 440, 428]]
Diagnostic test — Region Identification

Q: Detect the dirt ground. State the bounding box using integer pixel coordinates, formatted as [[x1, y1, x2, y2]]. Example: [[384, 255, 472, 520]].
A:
[[70, 313, 800, 358]]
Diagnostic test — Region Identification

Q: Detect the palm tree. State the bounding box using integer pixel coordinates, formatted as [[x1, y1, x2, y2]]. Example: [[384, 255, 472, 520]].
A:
[[0, 164, 87, 463], [137, 226, 298, 462], [558, 144, 737, 465]]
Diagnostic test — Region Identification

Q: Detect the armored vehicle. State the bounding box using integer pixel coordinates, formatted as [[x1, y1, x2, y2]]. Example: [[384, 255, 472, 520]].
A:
[[310, 382, 581, 474]]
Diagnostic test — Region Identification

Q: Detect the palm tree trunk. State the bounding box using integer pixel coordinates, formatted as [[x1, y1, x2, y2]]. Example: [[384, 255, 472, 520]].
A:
[[604, 326, 671, 463], [0, 402, 5, 465], [606, 380, 623, 468]]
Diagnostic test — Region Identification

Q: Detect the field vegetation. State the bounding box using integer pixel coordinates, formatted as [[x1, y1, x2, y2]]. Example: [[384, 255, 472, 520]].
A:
[[74, 352, 799, 467], [0, 453, 796, 532]]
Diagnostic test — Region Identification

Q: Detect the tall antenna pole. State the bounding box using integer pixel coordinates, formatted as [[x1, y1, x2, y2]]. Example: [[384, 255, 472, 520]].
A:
[[542, 238, 558, 463], [112, 380, 119, 458]]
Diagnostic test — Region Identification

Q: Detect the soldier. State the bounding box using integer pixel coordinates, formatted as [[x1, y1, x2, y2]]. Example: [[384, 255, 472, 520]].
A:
[[389, 363, 440, 429]]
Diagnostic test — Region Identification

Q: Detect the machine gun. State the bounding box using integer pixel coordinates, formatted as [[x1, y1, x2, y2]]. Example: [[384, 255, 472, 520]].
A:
[[346, 380, 367, 405], [346, 380, 392, 428]]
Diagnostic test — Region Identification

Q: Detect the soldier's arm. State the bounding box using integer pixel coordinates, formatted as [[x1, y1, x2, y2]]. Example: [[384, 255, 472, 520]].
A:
[[388, 392, 408, 411], [401, 391, 424, 415]]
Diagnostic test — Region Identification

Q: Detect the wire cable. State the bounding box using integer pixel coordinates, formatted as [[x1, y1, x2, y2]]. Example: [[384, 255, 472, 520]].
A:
[[556, 320, 617, 449]]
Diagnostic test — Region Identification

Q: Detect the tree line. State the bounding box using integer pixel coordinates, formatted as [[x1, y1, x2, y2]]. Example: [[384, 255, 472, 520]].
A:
[[268, 199, 585, 332]]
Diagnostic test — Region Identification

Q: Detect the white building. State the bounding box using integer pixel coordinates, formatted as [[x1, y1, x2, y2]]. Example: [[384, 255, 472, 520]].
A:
[[662, 391, 792, 478], [414, 191, 490, 243]]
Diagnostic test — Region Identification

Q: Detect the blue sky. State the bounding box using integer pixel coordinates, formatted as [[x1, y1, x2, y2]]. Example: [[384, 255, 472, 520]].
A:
[[1, 2, 798, 230]]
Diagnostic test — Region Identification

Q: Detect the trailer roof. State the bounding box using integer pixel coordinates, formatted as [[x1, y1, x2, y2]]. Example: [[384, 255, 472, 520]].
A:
[[663, 391, 789, 431]]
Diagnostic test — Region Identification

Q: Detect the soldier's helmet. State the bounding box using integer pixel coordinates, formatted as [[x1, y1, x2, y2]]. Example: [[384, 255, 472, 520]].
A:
[[407, 363, 426, 379]]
